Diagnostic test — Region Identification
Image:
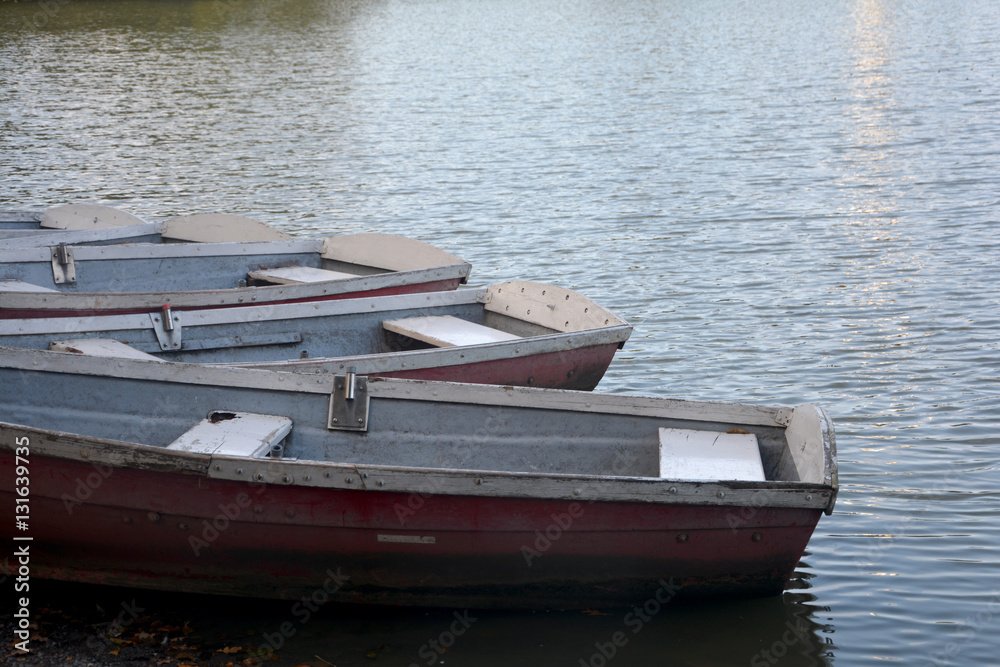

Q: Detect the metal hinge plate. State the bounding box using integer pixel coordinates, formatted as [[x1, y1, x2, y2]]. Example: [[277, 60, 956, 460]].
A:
[[327, 373, 370, 432], [149, 310, 182, 350], [50, 244, 76, 284]]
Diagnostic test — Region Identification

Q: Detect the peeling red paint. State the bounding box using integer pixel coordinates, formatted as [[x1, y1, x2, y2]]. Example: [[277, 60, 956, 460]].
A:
[[0, 451, 822, 608]]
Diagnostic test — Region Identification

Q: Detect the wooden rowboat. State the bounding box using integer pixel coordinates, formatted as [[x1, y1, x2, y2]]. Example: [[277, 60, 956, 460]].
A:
[[0, 232, 471, 319], [0, 281, 631, 390], [0, 346, 837, 608]]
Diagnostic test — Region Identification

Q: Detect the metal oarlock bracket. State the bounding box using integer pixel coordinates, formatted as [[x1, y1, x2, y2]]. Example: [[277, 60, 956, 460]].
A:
[[149, 305, 182, 350], [50, 244, 76, 284], [327, 366, 370, 432]]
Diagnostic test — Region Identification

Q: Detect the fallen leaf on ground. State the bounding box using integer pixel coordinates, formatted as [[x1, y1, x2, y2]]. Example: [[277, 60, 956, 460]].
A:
[[581, 608, 612, 616]]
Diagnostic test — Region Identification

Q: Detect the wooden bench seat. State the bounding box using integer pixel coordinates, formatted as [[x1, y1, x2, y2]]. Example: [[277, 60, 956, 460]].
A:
[[247, 266, 357, 285], [382, 315, 521, 348], [0, 280, 59, 293], [49, 338, 165, 362], [166, 411, 293, 457], [658, 427, 765, 481]]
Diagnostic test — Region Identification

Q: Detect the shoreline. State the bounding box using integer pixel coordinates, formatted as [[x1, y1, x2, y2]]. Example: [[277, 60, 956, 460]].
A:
[[2, 580, 274, 667]]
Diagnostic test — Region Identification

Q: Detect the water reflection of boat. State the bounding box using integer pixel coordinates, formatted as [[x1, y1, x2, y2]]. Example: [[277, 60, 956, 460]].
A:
[[0, 346, 837, 609]]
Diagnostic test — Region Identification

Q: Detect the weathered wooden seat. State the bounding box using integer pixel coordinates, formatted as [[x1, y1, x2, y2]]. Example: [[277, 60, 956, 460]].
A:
[[247, 266, 356, 285], [40, 203, 146, 229], [382, 315, 521, 348], [49, 338, 165, 362], [658, 427, 766, 481], [161, 213, 291, 243], [0, 280, 59, 293], [166, 411, 293, 457]]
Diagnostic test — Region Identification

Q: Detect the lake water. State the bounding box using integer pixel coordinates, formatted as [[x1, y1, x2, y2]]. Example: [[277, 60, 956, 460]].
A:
[[2, 0, 1000, 665]]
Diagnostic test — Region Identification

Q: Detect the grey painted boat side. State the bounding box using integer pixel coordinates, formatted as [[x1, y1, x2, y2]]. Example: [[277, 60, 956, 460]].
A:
[[0, 210, 43, 225], [0, 238, 324, 263], [0, 223, 165, 247], [0, 229, 59, 239]]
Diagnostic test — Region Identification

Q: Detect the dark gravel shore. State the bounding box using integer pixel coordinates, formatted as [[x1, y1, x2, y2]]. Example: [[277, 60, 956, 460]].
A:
[[1, 580, 323, 667]]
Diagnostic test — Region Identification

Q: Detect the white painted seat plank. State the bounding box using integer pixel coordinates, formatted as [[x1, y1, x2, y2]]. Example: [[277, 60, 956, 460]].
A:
[[658, 428, 766, 481], [382, 315, 521, 348], [0, 280, 58, 293], [49, 338, 165, 363], [167, 412, 293, 456], [247, 266, 357, 284]]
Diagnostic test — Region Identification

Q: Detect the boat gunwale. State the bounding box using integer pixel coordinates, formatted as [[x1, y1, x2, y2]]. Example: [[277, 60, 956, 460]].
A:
[[0, 419, 835, 511], [0, 237, 325, 263], [0, 263, 472, 312]]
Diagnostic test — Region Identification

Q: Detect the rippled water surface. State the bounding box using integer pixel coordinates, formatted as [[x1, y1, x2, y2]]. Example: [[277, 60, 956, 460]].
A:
[[3, 0, 1000, 664]]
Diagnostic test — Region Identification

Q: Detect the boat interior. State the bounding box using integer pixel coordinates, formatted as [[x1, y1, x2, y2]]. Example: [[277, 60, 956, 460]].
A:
[[0, 283, 625, 365], [0, 246, 365, 294], [0, 358, 822, 486], [1, 301, 504, 362], [0, 233, 468, 295]]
